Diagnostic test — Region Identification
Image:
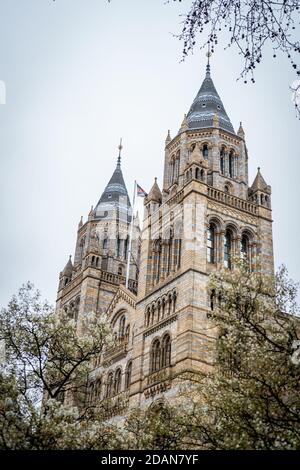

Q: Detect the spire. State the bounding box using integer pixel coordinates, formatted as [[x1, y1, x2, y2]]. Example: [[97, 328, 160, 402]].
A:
[[237, 121, 245, 138], [94, 143, 131, 221], [117, 137, 122, 168], [147, 177, 162, 203], [251, 167, 271, 193], [165, 129, 171, 144], [183, 55, 235, 134], [206, 44, 211, 78], [179, 114, 189, 133], [62, 255, 73, 276], [78, 216, 83, 228]]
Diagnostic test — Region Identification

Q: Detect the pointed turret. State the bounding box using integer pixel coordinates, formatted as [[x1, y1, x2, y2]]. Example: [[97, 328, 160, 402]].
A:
[[165, 130, 171, 144], [251, 167, 271, 193], [183, 59, 235, 134], [62, 255, 73, 277], [179, 115, 189, 133], [94, 143, 131, 221], [237, 121, 245, 138], [147, 177, 162, 203], [78, 216, 83, 229]]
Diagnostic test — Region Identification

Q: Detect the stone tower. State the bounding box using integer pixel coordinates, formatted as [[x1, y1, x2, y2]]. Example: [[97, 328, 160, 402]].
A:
[[59, 60, 274, 415], [127, 60, 274, 407], [56, 149, 140, 325]]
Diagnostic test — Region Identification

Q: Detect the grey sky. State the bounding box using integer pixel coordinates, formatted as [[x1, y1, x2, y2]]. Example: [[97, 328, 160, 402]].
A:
[[0, 0, 299, 308]]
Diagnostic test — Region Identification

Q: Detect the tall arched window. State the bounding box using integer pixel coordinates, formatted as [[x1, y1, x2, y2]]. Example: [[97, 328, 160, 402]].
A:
[[125, 324, 130, 341], [207, 223, 215, 264], [241, 234, 250, 262], [202, 144, 209, 159], [151, 339, 161, 373], [161, 335, 171, 368], [210, 289, 216, 311], [153, 239, 162, 284], [106, 372, 113, 398], [118, 265, 123, 276], [124, 236, 129, 260], [116, 236, 121, 258], [229, 151, 234, 178], [224, 230, 232, 269], [166, 231, 173, 276], [125, 361, 132, 390], [103, 238, 108, 250], [114, 368, 122, 395], [119, 315, 126, 338], [96, 377, 102, 400], [220, 148, 225, 175]]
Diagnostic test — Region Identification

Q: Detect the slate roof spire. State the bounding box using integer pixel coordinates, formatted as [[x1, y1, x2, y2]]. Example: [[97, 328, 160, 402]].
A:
[[94, 141, 131, 221], [184, 55, 235, 134]]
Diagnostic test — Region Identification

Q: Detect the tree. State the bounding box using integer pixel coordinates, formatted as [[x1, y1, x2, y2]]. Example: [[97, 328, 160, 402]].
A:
[[121, 263, 300, 450], [169, 0, 300, 118], [172, 1, 300, 78], [0, 282, 119, 449]]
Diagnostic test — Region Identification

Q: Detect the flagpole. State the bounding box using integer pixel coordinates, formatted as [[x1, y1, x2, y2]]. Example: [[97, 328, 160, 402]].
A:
[[125, 180, 136, 289]]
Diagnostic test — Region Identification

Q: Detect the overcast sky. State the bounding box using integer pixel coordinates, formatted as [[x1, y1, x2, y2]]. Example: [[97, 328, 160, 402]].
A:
[[0, 0, 299, 307]]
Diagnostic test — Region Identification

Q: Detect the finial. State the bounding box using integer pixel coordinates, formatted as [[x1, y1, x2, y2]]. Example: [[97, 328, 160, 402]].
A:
[[78, 216, 83, 228], [180, 114, 189, 132], [257, 166, 261, 172], [155, 177, 157, 183], [165, 129, 171, 143], [69, 255, 72, 261], [117, 137, 123, 167], [206, 43, 212, 77]]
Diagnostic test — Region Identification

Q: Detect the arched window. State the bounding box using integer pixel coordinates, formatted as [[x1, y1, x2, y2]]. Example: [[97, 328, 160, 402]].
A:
[[125, 324, 130, 341], [153, 239, 162, 284], [103, 238, 108, 250], [195, 167, 200, 180], [118, 265, 123, 276], [157, 301, 161, 322], [106, 372, 113, 398], [172, 291, 177, 313], [229, 151, 234, 178], [202, 144, 209, 159], [220, 148, 225, 175], [161, 335, 171, 368], [224, 184, 229, 194], [114, 368, 122, 395], [119, 315, 126, 338], [224, 230, 232, 269], [124, 237, 129, 259], [241, 234, 250, 262], [210, 289, 216, 311], [151, 339, 161, 373], [146, 307, 151, 326], [162, 298, 166, 318], [125, 361, 132, 390], [207, 223, 216, 264], [96, 377, 102, 400], [116, 236, 120, 257]]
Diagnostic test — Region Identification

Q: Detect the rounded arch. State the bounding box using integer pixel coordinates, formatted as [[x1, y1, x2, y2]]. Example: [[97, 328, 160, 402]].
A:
[[125, 360, 132, 390], [207, 215, 223, 232], [111, 309, 127, 329], [106, 370, 114, 398], [114, 367, 122, 395], [150, 337, 161, 373], [225, 222, 240, 238], [161, 332, 172, 368]]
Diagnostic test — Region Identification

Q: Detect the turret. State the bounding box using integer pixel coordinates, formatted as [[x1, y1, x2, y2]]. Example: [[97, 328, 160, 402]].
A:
[[249, 167, 271, 208]]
